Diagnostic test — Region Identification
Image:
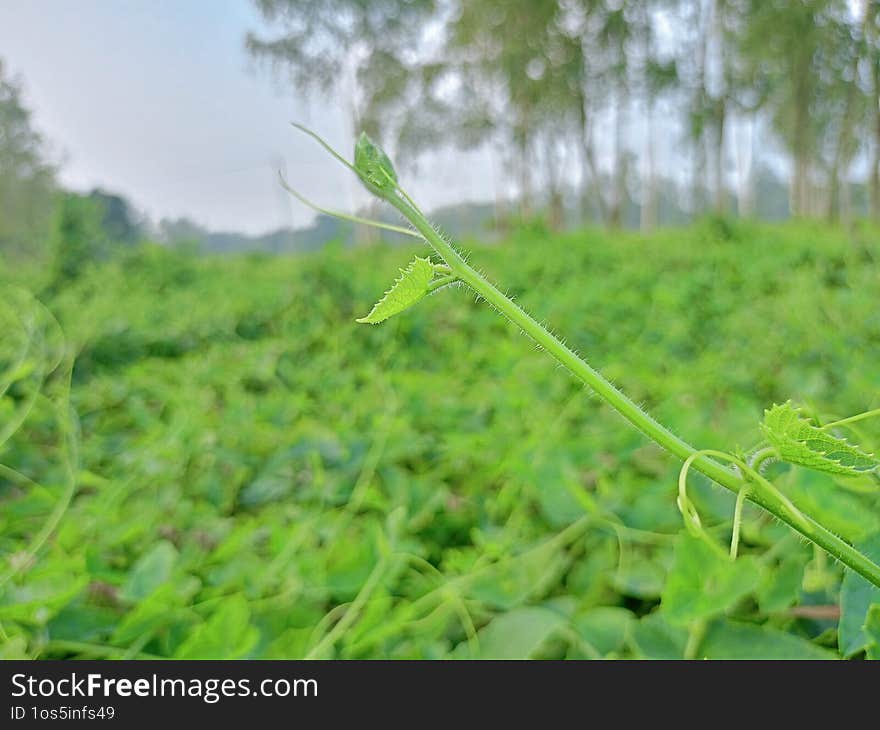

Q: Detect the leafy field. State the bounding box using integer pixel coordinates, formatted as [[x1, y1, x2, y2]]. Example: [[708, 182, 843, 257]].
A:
[[2, 219, 879, 659]]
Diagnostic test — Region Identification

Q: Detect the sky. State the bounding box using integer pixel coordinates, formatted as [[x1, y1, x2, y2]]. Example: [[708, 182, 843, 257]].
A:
[[0, 0, 498, 235]]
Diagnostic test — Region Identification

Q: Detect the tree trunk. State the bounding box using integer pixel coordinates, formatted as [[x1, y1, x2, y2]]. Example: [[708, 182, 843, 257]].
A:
[[518, 137, 532, 220], [826, 162, 840, 222], [713, 99, 726, 214], [641, 8, 657, 231], [872, 10, 880, 220], [874, 106, 880, 220], [736, 115, 755, 217], [791, 65, 810, 217], [871, 55, 880, 221], [577, 91, 607, 225], [828, 16, 863, 223], [610, 90, 627, 229], [543, 135, 564, 232], [827, 106, 856, 223], [712, 0, 726, 214], [692, 0, 709, 217], [841, 174, 852, 226], [791, 152, 808, 218], [641, 102, 657, 231]]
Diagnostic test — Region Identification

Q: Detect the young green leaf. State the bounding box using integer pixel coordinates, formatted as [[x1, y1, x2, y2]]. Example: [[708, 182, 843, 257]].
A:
[[354, 132, 398, 196], [760, 402, 879, 476], [356, 256, 435, 325]]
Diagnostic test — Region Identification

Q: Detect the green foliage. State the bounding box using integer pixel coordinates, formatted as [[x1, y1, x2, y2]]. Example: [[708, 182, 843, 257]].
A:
[[697, 621, 836, 660], [48, 193, 111, 284], [0, 59, 56, 267], [661, 534, 762, 625], [87, 189, 143, 245], [630, 613, 688, 659], [175, 595, 258, 659], [121, 541, 177, 602], [757, 555, 807, 614], [867, 605, 880, 660], [631, 614, 837, 660], [470, 606, 565, 659], [571, 607, 633, 658], [761, 402, 879, 476], [839, 534, 880, 657], [783, 471, 879, 543], [3, 221, 880, 659], [342, 123, 880, 596], [356, 257, 435, 324]]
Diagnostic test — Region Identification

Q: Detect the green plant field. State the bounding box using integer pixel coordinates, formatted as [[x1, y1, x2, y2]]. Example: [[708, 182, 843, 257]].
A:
[[2, 219, 880, 659]]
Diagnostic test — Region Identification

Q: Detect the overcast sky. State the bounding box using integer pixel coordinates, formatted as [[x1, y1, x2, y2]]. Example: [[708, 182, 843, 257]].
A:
[[0, 0, 499, 235]]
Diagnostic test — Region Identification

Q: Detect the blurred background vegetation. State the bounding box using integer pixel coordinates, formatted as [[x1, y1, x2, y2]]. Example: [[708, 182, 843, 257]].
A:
[[1, 1, 879, 659], [3, 0, 880, 267]]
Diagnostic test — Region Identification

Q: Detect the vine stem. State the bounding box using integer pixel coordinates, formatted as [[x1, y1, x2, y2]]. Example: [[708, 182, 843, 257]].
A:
[[822, 407, 880, 430], [730, 487, 749, 560], [382, 189, 880, 589], [305, 555, 390, 659]]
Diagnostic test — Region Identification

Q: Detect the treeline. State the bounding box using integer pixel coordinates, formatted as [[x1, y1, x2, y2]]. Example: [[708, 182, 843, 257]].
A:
[[249, 0, 880, 227], [0, 60, 145, 283], [4, 3, 878, 272]]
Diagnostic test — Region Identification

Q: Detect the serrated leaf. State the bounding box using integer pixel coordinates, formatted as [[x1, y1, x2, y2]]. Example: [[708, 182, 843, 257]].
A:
[[356, 257, 434, 324], [760, 402, 879, 476]]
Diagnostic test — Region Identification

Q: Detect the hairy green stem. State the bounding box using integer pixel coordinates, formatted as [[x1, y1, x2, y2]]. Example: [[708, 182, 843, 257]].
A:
[[749, 446, 778, 472], [382, 190, 880, 589], [427, 274, 457, 292]]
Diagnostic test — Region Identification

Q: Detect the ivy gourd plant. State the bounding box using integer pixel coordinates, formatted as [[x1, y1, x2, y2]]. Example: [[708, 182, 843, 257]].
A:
[[286, 125, 880, 590]]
